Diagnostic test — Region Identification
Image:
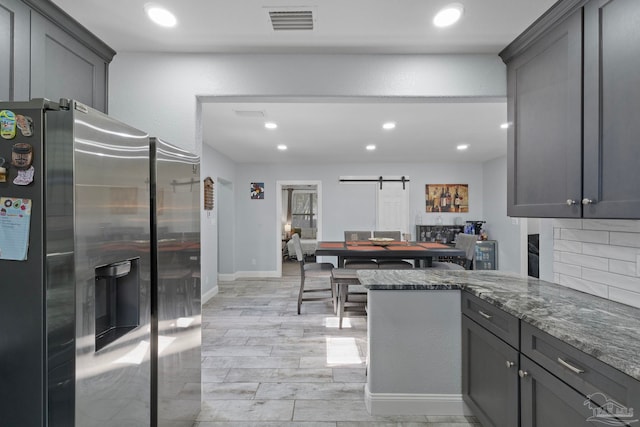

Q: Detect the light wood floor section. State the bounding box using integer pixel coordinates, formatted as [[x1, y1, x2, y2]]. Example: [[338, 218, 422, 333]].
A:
[[196, 277, 480, 427]]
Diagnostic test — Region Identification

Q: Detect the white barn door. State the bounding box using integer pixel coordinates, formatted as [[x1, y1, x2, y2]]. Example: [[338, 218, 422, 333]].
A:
[[376, 182, 410, 235]]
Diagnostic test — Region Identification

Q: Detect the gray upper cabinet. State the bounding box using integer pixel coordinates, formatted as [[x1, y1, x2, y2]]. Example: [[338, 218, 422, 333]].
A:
[[502, 0, 640, 219], [583, 0, 640, 218], [30, 11, 108, 112], [0, 0, 30, 101], [0, 0, 115, 112], [502, 7, 583, 218]]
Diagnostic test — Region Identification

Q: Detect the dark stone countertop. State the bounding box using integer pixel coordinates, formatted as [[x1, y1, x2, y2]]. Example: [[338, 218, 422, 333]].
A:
[[357, 269, 640, 382]]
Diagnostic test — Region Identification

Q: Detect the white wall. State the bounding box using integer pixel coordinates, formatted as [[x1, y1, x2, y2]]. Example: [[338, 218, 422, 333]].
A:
[[109, 53, 506, 156], [108, 52, 508, 283], [234, 161, 484, 273], [107, 53, 640, 311], [200, 144, 236, 298], [481, 156, 522, 274]]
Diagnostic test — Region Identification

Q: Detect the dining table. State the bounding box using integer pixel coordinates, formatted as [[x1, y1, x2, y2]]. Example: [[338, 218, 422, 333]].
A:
[[315, 240, 465, 267]]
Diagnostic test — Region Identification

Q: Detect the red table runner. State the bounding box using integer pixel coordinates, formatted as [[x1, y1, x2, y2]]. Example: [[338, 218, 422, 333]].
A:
[[318, 242, 346, 248], [418, 242, 450, 249], [386, 245, 430, 251], [345, 245, 378, 250]]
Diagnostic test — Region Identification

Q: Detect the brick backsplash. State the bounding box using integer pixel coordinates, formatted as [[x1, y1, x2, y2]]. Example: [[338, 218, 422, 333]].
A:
[[553, 219, 640, 308]]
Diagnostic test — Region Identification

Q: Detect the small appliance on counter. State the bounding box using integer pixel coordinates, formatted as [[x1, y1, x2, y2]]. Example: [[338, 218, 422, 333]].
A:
[[464, 220, 486, 236]]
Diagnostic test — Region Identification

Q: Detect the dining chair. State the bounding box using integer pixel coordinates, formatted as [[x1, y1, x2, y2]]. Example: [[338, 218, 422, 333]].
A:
[[344, 230, 372, 241], [373, 230, 414, 269], [291, 233, 335, 314], [372, 230, 402, 240], [430, 233, 477, 270], [342, 230, 378, 269]]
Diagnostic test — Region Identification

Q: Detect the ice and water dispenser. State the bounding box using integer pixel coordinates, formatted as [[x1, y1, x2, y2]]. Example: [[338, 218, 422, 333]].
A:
[[94, 258, 140, 351]]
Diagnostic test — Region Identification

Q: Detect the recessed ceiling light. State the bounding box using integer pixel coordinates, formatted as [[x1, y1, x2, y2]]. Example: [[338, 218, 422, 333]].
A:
[[433, 3, 464, 28], [144, 3, 177, 27], [366, 144, 376, 151], [457, 144, 469, 151], [277, 144, 287, 151], [382, 122, 396, 130], [265, 122, 278, 129], [500, 122, 509, 129]]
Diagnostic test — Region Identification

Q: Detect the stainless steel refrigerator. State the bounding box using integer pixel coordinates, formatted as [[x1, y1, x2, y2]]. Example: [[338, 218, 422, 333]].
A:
[[150, 137, 201, 427], [0, 99, 201, 426]]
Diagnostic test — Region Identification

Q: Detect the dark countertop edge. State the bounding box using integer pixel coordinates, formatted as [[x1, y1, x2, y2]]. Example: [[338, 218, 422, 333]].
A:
[[359, 275, 640, 383]]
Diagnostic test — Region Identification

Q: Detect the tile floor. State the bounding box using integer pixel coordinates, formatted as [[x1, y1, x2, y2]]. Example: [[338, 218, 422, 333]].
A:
[[196, 275, 480, 427]]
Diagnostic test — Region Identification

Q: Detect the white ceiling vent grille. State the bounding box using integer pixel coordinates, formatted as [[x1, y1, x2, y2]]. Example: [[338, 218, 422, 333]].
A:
[[269, 10, 314, 31]]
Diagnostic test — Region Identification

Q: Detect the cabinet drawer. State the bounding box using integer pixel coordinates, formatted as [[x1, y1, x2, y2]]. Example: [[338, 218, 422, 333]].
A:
[[462, 292, 519, 348], [521, 321, 640, 414]]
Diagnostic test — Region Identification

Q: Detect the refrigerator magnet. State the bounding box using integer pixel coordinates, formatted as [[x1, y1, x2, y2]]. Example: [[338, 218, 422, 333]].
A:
[[13, 166, 34, 186], [16, 115, 34, 137], [0, 110, 17, 139], [11, 142, 33, 169], [0, 157, 6, 183]]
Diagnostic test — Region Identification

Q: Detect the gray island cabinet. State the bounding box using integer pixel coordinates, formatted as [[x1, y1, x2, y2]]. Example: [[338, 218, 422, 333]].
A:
[[500, 0, 640, 219], [357, 270, 640, 426], [461, 293, 519, 426], [463, 292, 640, 427]]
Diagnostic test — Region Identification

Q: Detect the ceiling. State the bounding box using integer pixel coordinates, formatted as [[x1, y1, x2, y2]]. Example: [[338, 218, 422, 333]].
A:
[[52, 0, 556, 164], [51, 0, 555, 55], [201, 101, 508, 164]]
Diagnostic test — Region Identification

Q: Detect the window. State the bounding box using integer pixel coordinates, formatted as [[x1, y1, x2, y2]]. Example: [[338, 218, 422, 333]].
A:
[[291, 191, 317, 228]]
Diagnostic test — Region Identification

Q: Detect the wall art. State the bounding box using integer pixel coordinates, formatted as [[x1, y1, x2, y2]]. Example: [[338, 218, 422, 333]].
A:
[[250, 182, 264, 199], [425, 184, 468, 213]]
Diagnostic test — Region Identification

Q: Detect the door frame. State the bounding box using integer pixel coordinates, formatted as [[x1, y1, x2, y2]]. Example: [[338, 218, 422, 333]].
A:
[[275, 180, 322, 277]]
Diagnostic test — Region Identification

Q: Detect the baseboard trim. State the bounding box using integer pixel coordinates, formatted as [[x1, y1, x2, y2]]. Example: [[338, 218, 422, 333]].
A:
[[237, 270, 281, 278], [364, 384, 472, 416], [218, 272, 239, 282], [201, 285, 218, 304], [221, 271, 281, 280]]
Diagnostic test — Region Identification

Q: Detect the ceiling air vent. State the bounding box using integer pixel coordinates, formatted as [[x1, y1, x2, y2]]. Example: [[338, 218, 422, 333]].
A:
[[269, 10, 314, 31]]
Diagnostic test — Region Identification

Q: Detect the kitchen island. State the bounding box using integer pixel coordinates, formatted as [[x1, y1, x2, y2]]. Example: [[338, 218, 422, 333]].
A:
[[357, 269, 640, 417]]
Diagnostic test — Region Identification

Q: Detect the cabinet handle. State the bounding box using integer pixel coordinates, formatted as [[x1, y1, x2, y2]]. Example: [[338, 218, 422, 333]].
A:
[[478, 310, 492, 320], [506, 361, 515, 368], [518, 370, 529, 378], [566, 199, 577, 206], [557, 357, 584, 374], [582, 198, 596, 205]]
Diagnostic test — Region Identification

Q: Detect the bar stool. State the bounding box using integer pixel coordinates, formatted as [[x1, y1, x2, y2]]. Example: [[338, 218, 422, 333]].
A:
[[331, 269, 367, 329]]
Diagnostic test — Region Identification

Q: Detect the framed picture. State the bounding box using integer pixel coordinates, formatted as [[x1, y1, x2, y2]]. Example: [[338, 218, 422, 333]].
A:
[[426, 184, 468, 213], [251, 182, 264, 199], [204, 177, 214, 210]]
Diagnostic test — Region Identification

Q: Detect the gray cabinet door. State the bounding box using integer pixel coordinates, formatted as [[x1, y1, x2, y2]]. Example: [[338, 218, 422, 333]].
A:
[[0, 0, 30, 100], [520, 355, 604, 427], [30, 11, 107, 112], [462, 315, 518, 427], [583, 0, 640, 218], [506, 10, 583, 218]]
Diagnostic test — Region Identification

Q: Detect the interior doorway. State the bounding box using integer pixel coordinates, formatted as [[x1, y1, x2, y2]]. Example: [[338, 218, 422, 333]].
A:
[[376, 180, 410, 236], [217, 178, 235, 279], [276, 180, 322, 277]]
